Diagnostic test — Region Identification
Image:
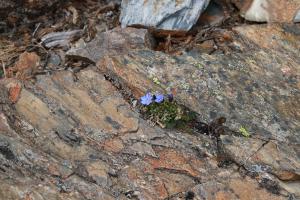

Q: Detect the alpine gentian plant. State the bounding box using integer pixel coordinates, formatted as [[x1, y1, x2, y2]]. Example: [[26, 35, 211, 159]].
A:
[[140, 92, 153, 105], [154, 93, 164, 103], [139, 90, 196, 129]]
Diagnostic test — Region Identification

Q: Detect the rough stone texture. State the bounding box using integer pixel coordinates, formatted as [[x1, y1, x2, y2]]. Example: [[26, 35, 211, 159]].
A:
[[0, 68, 291, 199], [120, 0, 210, 31], [95, 25, 299, 197], [1, 24, 300, 199], [237, 0, 300, 23], [190, 175, 285, 200], [67, 27, 155, 63], [99, 24, 300, 144]]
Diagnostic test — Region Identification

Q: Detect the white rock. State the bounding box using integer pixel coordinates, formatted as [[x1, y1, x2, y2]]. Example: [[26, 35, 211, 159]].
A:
[[120, 0, 210, 31], [294, 9, 300, 22], [243, 0, 269, 22], [240, 0, 300, 23]]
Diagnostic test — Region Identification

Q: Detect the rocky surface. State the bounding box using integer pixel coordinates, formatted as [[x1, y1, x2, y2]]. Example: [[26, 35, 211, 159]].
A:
[[1, 21, 300, 200], [120, 0, 210, 32], [235, 0, 300, 23], [96, 26, 300, 198], [66, 27, 155, 64], [0, 68, 292, 200], [99, 25, 300, 144]]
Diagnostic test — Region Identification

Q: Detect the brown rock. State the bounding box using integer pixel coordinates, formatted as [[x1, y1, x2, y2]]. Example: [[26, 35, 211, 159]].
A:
[[158, 171, 195, 196], [229, 177, 284, 200], [145, 149, 200, 177], [9, 52, 40, 79], [84, 161, 110, 187], [103, 138, 124, 153], [192, 176, 285, 200], [67, 27, 155, 63], [250, 141, 300, 180], [8, 82, 21, 103]]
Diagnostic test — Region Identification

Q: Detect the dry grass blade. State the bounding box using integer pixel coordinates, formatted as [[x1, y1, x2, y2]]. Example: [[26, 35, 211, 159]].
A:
[[0, 38, 26, 71], [1, 60, 6, 78]]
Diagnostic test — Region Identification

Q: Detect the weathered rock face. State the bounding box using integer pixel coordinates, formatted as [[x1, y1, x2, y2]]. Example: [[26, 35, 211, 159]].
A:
[[1, 25, 300, 199], [1, 68, 289, 199], [235, 0, 300, 23], [94, 25, 299, 196], [120, 0, 210, 32], [99, 25, 300, 144]]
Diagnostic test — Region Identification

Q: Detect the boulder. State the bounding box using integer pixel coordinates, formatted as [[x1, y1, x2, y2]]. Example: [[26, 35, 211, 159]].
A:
[[234, 0, 300, 23], [120, 0, 211, 33]]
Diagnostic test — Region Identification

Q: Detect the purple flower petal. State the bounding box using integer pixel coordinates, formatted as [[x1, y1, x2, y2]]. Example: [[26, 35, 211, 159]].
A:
[[140, 92, 153, 105], [167, 94, 174, 102], [154, 93, 164, 103]]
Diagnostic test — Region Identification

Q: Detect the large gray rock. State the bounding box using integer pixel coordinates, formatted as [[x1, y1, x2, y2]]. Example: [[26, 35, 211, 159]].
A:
[[120, 0, 210, 31]]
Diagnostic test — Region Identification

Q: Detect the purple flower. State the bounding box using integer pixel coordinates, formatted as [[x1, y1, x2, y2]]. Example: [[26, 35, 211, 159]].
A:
[[167, 94, 174, 102], [154, 93, 164, 103], [140, 92, 153, 105]]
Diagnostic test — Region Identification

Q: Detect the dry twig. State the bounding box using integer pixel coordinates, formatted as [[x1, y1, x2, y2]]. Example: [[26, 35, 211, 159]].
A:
[[1, 61, 6, 78]]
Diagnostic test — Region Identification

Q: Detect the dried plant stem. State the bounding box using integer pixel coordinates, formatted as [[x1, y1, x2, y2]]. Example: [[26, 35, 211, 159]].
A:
[[2, 60, 6, 78]]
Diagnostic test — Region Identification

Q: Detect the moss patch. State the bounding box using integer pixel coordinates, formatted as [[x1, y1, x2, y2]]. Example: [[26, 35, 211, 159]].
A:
[[141, 100, 197, 129]]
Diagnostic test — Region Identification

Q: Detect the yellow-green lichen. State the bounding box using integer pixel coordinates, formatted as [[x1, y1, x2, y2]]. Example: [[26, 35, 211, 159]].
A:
[[239, 126, 250, 137], [152, 77, 161, 85]]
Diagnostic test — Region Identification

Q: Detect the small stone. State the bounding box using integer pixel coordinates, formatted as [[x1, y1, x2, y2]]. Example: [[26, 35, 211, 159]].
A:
[[10, 51, 40, 79], [103, 138, 124, 153], [129, 142, 157, 157], [48, 52, 61, 67], [84, 161, 110, 187], [7, 82, 21, 103]]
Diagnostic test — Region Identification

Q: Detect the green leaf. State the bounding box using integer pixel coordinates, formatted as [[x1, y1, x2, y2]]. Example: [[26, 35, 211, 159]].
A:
[[239, 127, 250, 137]]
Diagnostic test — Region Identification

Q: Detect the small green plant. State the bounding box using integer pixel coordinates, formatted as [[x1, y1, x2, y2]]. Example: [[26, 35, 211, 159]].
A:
[[239, 126, 250, 137], [0, 69, 3, 78], [152, 77, 161, 85], [140, 92, 196, 129]]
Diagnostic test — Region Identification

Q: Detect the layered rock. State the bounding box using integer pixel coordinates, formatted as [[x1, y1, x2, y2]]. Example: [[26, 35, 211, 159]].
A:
[[1, 68, 291, 199], [1, 23, 300, 200]]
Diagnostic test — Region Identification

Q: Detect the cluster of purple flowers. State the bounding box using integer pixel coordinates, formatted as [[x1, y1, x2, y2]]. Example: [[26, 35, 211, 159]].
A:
[[140, 92, 173, 106]]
